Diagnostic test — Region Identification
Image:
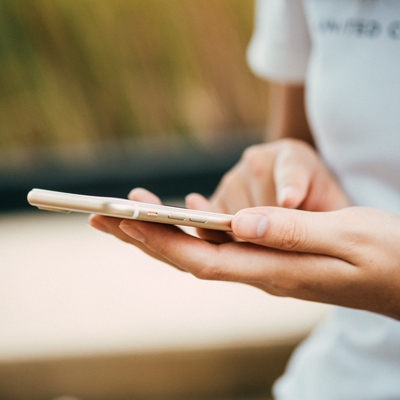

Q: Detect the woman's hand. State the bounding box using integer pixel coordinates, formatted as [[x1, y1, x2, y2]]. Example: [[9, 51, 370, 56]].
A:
[[88, 140, 400, 319], [88, 188, 187, 271], [184, 138, 350, 243], [89, 138, 351, 271], [185, 139, 350, 215], [117, 206, 400, 320]]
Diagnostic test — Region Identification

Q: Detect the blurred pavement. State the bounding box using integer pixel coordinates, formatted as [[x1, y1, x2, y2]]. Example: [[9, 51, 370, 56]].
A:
[[0, 210, 330, 360], [0, 210, 331, 399]]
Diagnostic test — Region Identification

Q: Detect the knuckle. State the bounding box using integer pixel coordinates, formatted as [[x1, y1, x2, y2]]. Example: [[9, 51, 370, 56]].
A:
[[276, 139, 316, 166], [194, 262, 224, 281], [215, 170, 239, 198], [241, 145, 269, 177], [273, 277, 303, 295], [279, 137, 311, 151], [194, 254, 224, 281], [340, 230, 367, 248], [219, 168, 237, 187], [275, 219, 307, 251], [335, 208, 372, 254], [241, 144, 263, 160], [337, 230, 371, 261]]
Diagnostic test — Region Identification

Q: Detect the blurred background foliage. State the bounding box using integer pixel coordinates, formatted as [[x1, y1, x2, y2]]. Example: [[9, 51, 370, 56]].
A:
[[0, 1, 269, 209], [0, 0, 268, 167]]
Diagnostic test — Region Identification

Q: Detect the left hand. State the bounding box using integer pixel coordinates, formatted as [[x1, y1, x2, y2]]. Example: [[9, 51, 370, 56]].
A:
[[117, 205, 400, 320], [88, 188, 188, 271]]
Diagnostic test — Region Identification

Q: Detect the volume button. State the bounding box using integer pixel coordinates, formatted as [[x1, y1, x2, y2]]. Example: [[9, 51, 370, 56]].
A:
[[190, 217, 207, 223], [168, 213, 187, 221], [103, 202, 138, 218]]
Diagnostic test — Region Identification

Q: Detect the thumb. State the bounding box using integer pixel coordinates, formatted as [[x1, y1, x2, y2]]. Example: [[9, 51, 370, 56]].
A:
[[232, 207, 343, 257]]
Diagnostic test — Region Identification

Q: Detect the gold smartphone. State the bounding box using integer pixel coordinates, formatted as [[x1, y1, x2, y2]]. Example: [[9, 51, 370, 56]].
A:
[[27, 189, 233, 231]]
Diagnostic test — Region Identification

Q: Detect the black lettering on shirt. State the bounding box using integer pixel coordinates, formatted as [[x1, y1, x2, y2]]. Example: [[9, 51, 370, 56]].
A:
[[319, 18, 382, 38], [319, 19, 343, 33], [343, 19, 382, 38]]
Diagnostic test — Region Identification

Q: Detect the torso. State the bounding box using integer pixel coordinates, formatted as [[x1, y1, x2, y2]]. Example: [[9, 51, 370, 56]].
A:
[[304, 0, 400, 212]]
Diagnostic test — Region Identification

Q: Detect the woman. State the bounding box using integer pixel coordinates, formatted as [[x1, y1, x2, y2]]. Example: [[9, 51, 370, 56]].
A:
[[90, 1, 400, 398]]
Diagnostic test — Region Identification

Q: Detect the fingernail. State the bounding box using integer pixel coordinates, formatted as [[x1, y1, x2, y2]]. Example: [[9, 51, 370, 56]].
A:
[[233, 213, 268, 239], [278, 186, 297, 206], [120, 223, 145, 242], [88, 215, 110, 234]]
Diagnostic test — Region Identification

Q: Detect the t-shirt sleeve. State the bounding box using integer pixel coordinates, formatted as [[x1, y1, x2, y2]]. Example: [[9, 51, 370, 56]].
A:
[[247, 0, 311, 83]]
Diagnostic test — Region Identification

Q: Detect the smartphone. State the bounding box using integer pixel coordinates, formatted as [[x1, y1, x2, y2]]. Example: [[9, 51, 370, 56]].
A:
[[27, 189, 233, 231]]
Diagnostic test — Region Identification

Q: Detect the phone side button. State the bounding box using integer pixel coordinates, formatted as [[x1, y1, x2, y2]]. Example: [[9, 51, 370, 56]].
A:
[[190, 217, 207, 223], [168, 213, 187, 221], [103, 202, 138, 217]]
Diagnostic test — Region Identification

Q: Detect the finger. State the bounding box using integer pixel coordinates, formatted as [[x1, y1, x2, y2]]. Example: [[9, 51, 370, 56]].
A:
[[120, 217, 278, 281], [89, 214, 184, 270], [185, 192, 233, 244], [118, 217, 354, 302], [273, 142, 316, 209], [127, 189, 230, 244], [88, 213, 118, 235], [209, 167, 254, 214], [302, 168, 352, 212], [246, 169, 278, 208], [185, 193, 212, 211], [128, 188, 162, 204], [238, 146, 277, 207], [232, 206, 351, 260]]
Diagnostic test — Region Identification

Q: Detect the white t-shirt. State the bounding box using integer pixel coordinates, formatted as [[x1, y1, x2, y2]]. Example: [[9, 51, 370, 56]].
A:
[[248, 1, 400, 399]]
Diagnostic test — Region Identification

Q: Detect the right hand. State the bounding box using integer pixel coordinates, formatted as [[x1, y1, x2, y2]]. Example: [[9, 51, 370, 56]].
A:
[[186, 139, 350, 215]]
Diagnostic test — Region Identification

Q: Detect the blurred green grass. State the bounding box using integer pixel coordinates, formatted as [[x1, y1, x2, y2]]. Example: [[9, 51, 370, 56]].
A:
[[0, 0, 268, 171]]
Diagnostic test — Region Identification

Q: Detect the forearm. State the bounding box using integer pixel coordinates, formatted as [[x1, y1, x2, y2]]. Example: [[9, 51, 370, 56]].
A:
[[267, 83, 315, 147]]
